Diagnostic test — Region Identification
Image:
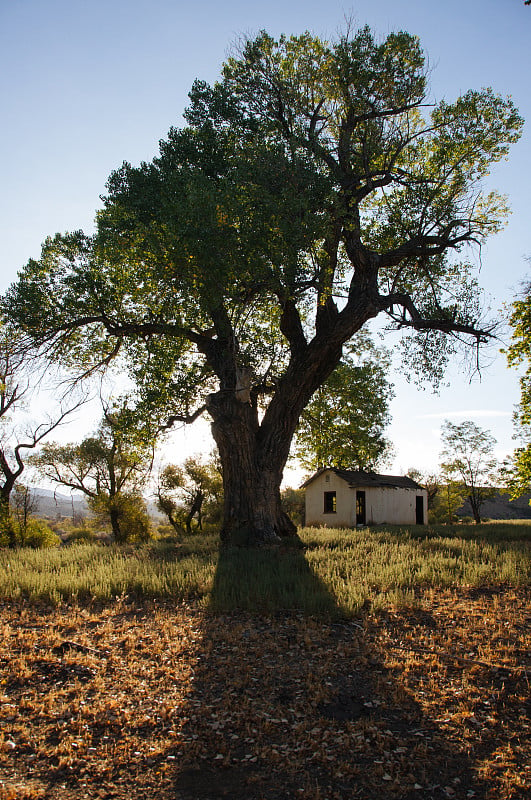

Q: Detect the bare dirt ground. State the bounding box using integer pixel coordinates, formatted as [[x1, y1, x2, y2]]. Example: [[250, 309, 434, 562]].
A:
[[1, 588, 530, 800]]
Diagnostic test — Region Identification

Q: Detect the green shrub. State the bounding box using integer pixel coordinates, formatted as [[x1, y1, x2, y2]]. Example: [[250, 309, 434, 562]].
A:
[[90, 493, 153, 543], [21, 519, 59, 548], [64, 526, 97, 544], [0, 516, 16, 548], [157, 523, 178, 539], [0, 516, 59, 549], [116, 495, 153, 542]]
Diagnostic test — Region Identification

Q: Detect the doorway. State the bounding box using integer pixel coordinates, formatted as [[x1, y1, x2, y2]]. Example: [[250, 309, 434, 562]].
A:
[[356, 491, 366, 525], [416, 495, 424, 525]]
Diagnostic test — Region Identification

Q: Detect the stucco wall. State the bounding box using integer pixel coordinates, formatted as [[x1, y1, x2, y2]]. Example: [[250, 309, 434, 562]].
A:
[[304, 470, 354, 527], [304, 470, 428, 527], [362, 486, 423, 525]]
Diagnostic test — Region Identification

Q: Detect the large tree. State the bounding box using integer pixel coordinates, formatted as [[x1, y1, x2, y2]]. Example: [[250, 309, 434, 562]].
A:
[[3, 27, 522, 545]]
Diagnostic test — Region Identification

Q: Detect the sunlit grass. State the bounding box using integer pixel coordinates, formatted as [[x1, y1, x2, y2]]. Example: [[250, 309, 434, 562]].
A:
[[301, 525, 531, 613], [0, 536, 218, 605], [0, 522, 529, 613]]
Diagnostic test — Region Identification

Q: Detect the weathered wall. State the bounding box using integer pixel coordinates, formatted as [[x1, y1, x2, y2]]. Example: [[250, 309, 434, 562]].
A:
[[304, 470, 354, 527], [362, 486, 424, 525]]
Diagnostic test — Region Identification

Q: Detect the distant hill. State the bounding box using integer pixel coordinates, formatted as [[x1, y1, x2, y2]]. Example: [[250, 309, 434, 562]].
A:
[[458, 491, 531, 520], [28, 488, 88, 521], [28, 488, 165, 523], [28, 487, 531, 524]]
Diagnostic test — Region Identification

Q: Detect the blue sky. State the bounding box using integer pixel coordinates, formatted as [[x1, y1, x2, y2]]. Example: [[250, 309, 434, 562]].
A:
[[1, 0, 530, 481]]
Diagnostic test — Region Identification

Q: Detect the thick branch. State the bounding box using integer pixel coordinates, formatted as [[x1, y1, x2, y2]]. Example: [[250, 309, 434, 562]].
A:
[[279, 299, 307, 358], [380, 227, 480, 268], [159, 404, 208, 431], [382, 292, 494, 341], [24, 313, 210, 354]]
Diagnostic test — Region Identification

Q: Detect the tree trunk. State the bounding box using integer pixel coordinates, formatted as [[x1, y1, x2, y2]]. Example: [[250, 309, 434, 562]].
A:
[[168, 511, 180, 534], [186, 490, 204, 534], [109, 506, 123, 542], [0, 497, 12, 548], [219, 455, 296, 545], [208, 391, 297, 546], [0, 490, 18, 548], [0, 486, 11, 517], [0, 469, 17, 520], [469, 496, 481, 524], [202, 295, 375, 547]]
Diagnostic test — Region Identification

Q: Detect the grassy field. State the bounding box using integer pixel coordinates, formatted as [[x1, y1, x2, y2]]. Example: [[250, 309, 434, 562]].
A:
[[1, 523, 529, 799], [0, 522, 529, 613]]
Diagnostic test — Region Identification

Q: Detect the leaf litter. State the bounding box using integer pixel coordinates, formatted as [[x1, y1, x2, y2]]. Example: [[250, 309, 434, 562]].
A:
[[0, 587, 529, 799]]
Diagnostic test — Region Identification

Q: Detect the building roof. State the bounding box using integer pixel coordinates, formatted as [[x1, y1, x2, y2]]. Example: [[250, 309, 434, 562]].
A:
[[301, 468, 424, 491]]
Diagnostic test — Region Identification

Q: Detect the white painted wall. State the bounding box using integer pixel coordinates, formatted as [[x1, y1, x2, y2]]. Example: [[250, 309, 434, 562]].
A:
[[361, 486, 424, 525], [305, 470, 354, 527]]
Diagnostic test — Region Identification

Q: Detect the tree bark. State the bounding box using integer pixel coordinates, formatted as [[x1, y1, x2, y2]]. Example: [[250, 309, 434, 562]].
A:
[[207, 391, 297, 546], [109, 506, 124, 542], [0, 484, 13, 516], [469, 495, 482, 525], [0, 454, 19, 520], [0, 491, 18, 548]]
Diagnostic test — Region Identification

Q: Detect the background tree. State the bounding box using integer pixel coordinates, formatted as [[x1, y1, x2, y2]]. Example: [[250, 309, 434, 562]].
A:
[[427, 479, 465, 524], [0, 323, 82, 542], [406, 468, 440, 510], [505, 262, 531, 498], [157, 456, 223, 534], [11, 484, 38, 535], [280, 486, 306, 528], [439, 420, 498, 524], [294, 337, 394, 472], [4, 26, 522, 545], [32, 403, 155, 542], [156, 464, 184, 534]]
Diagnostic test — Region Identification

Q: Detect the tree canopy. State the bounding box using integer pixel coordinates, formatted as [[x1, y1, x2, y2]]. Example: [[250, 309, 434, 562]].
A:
[[3, 26, 523, 544]]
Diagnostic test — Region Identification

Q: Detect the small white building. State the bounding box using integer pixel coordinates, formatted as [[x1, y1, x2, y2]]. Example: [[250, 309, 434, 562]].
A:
[[303, 468, 427, 527]]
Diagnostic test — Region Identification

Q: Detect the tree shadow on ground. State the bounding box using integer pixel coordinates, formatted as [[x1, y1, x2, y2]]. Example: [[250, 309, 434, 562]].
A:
[[170, 542, 498, 800]]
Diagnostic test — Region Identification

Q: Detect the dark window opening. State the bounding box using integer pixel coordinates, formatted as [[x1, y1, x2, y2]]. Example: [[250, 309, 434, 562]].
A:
[[324, 491, 336, 513]]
